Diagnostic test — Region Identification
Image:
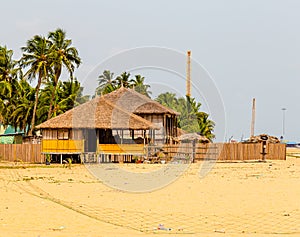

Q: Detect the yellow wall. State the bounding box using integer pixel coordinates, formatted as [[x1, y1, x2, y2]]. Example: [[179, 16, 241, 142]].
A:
[[98, 144, 145, 154], [42, 140, 84, 153]]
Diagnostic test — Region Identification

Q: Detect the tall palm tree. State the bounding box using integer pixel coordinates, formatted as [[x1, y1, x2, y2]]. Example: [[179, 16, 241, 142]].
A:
[[20, 35, 53, 136], [47, 28, 81, 119], [132, 75, 152, 98], [96, 70, 115, 95]]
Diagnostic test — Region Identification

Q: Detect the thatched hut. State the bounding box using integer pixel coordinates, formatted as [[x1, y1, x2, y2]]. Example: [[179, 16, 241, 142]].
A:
[[101, 87, 180, 144], [37, 96, 160, 162], [37, 88, 180, 163]]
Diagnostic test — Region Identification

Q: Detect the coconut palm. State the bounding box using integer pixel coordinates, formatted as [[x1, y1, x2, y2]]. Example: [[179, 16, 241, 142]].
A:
[[0, 46, 19, 99], [96, 70, 116, 95], [156, 92, 215, 140], [38, 78, 88, 123], [115, 71, 133, 88], [132, 75, 151, 98], [47, 28, 81, 119], [197, 111, 215, 141], [155, 92, 178, 108], [20, 35, 53, 136], [10, 79, 35, 133]]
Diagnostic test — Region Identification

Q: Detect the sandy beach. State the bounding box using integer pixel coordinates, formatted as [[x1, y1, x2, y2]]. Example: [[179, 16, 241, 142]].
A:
[[1, 154, 300, 237]]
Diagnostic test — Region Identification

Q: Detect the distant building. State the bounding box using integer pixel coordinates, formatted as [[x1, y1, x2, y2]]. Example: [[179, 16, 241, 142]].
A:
[[0, 124, 24, 144]]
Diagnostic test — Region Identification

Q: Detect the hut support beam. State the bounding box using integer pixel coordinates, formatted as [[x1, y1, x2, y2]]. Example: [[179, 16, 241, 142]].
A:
[[60, 154, 62, 164]]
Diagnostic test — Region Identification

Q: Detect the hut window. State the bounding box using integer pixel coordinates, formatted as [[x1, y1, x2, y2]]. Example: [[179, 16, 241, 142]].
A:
[[57, 129, 69, 140]]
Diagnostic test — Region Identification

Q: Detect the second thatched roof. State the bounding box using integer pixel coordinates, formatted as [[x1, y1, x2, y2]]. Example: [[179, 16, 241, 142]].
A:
[[36, 97, 158, 130], [102, 87, 180, 115], [176, 133, 210, 143]]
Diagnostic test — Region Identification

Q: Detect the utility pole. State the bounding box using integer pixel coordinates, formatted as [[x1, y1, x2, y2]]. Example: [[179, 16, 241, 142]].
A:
[[186, 50, 191, 97], [250, 98, 256, 137], [281, 108, 287, 139]]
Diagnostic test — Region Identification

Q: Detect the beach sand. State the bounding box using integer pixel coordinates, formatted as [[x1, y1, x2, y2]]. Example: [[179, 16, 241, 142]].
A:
[[1, 155, 300, 236]]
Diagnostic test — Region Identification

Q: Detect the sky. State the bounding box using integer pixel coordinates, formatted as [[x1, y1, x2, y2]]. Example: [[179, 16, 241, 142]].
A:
[[1, 0, 300, 142]]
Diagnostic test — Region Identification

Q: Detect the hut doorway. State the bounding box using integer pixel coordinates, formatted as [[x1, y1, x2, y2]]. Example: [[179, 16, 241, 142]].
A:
[[84, 129, 97, 152]]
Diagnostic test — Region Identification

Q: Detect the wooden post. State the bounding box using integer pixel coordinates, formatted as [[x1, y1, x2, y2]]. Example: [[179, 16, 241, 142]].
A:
[[250, 98, 256, 137], [60, 154, 63, 164]]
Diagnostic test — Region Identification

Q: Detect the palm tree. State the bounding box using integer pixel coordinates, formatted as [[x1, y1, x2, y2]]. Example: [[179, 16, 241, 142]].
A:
[[20, 35, 53, 136], [47, 28, 81, 119], [38, 78, 88, 122], [132, 75, 152, 98], [197, 111, 215, 141], [0, 46, 19, 99], [0, 46, 21, 130], [115, 71, 133, 88], [10, 79, 35, 134], [96, 70, 115, 95], [155, 92, 178, 108], [156, 92, 215, 140]]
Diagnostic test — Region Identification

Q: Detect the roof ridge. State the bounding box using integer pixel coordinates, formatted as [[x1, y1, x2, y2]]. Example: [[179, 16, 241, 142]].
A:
[[99, 97, 157, 128], [103, 87, 180, 115]]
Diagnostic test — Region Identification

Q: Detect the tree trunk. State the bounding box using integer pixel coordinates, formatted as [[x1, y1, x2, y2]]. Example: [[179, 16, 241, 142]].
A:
[[47, 67, 61, 120], [47, 82, 57, 120], [28, 76, 42, 136]]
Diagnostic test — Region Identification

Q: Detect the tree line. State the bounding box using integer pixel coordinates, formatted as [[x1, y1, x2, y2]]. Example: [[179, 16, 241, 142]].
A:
[[0, 29, 215, 140]]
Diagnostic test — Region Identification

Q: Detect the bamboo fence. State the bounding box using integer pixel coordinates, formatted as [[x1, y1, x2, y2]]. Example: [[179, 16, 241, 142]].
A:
[[0, 142, 286, 163], [0, 144, 43, 163], [162, 143, 286, 161]]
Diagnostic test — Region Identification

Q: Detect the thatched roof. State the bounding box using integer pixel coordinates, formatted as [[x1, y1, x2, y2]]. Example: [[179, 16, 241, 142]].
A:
[[36, 97, 158, 130], [176, 133, 210, 143], [244, 134, 280, 144], [177, 128, 187, 137], [102, 87, 180, 115]]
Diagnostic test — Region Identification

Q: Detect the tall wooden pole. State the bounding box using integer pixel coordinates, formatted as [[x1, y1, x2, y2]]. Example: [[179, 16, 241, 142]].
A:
[[186, 50, 191, 97], [250, 98, 256, 137]]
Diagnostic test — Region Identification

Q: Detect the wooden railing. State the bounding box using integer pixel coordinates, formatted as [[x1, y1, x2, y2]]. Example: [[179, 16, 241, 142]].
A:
[[98, 144, 145, 154], [42, 139, 84, 153]]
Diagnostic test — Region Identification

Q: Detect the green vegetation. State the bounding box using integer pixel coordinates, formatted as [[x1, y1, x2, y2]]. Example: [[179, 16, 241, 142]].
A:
[[0, 28, 215, 140], [96, 70, 151, 98], [156, 92, 215, 141], [0, 29, 85, 136]]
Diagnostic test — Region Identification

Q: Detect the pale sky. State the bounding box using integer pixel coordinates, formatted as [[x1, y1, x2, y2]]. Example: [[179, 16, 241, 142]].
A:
[[1, 0, 300, 142]]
